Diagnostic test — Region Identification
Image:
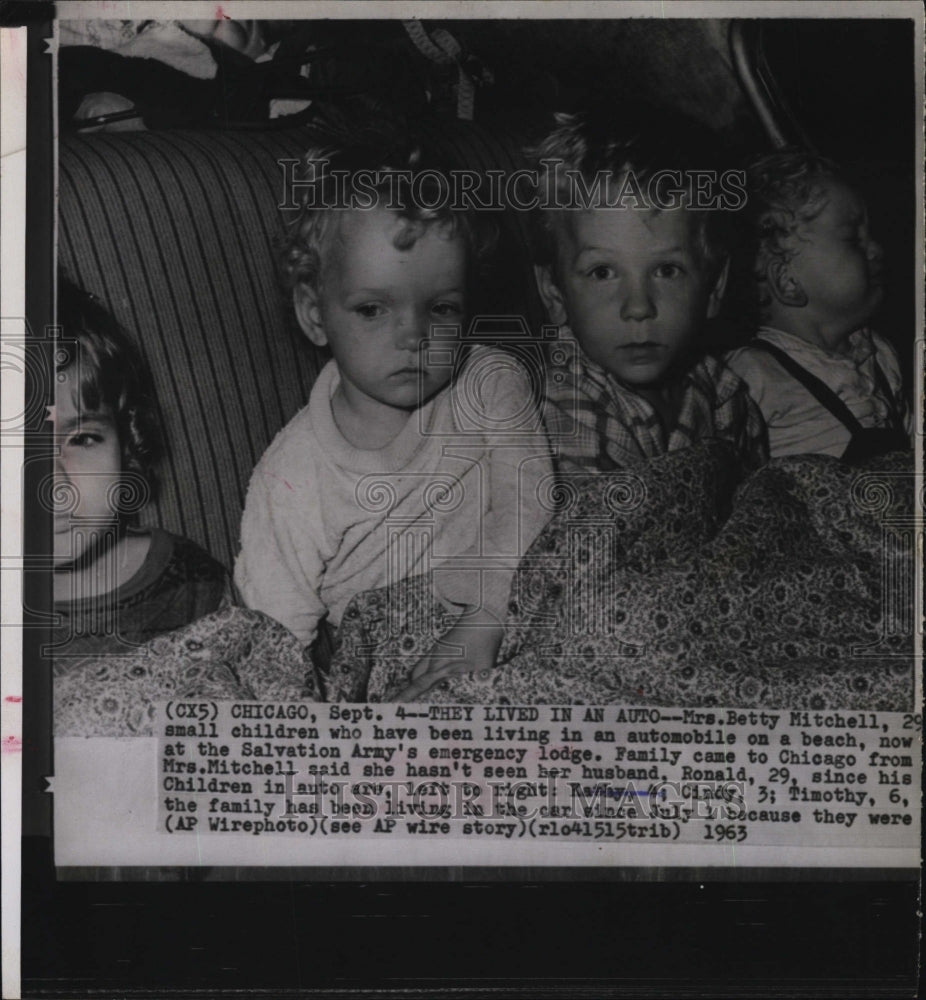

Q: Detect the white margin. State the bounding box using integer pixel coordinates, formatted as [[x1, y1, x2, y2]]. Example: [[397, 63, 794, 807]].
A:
[[1, 26, 28, 1000], [1, 7, 921, 994], [51, 0, 926, 20]]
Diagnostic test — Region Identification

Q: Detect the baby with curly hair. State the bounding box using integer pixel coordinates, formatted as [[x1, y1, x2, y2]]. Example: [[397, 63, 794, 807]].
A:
[[725, 150, 912, 462], [235, 122, 552, 695]]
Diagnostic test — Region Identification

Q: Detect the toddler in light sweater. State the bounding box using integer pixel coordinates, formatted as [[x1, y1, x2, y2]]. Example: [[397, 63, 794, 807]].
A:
[[235, 124, 552, 695]]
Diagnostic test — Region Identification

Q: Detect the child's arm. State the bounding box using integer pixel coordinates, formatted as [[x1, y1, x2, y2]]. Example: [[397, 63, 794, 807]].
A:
[[712, 359, 770, 470], [724, 347, 774, 418], [724, 347, 787, 460], [436, 350, 552, 621], [397, 607, 504, 701], [399, 350, 553, 697], [234, 464, 327, 647]]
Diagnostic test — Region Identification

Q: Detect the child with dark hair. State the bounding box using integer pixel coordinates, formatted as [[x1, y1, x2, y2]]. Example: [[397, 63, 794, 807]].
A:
[[724, 150, 912, 462], [235, 121, 552, 686], [530, 107, 768, 473], [53, 278, 231, 656]]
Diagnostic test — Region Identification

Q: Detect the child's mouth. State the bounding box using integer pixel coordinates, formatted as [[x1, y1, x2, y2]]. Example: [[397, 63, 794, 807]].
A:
[[618, 343, 664, 362]]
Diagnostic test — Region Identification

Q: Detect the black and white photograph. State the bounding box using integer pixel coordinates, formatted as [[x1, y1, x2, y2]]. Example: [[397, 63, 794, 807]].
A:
[[2, 2, 922, 997]]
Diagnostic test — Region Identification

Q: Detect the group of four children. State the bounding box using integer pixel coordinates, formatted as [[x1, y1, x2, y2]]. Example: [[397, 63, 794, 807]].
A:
[[53, 107, 913, 696]]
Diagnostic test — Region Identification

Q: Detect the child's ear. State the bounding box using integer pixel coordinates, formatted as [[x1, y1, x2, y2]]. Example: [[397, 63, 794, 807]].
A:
[[766, 258, 808, 309], [706, 256, 731, 320], [534, 265, 569, 327], [293, 283, 328, 348]]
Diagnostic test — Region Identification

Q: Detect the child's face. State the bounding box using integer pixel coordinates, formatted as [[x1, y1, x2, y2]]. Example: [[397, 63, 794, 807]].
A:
[[780, 179, 884, 343], [53, 369, 122, 565], [296, 207, 468, 420], [538, 205, 725, 388]]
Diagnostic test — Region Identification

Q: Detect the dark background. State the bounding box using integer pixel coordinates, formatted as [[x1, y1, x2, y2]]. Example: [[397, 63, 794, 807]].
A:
[[19, 11, 922, 999], [51, 17, 918, 373]]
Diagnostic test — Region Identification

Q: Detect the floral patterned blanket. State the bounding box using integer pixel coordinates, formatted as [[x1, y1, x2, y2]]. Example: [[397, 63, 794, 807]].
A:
[[328, 445, 915, 710], [54, 606, 317, 736], [53, 447, 915, 734]]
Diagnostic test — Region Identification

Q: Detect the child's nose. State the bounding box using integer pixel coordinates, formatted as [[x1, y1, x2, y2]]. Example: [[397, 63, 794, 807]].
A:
[[867, 238, 884, 264], [394, 310, 427, 352], [619, 279, 656, 322]]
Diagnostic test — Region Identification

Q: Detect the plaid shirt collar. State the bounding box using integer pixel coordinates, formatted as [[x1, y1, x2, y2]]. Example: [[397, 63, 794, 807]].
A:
[[545, 332, 768, 472]]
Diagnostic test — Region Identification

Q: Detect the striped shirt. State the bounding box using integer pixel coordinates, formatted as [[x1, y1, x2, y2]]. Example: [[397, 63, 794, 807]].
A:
[[543, 345, 769, 473]]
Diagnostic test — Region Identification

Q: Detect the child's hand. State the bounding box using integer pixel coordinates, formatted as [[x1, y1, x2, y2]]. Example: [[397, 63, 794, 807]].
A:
[[396, 609, 503, 702]]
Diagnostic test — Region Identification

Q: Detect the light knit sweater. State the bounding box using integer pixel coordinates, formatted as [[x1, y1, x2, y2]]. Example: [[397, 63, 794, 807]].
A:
[[725, 326, 912, 459], [235, 346, 553, 645]]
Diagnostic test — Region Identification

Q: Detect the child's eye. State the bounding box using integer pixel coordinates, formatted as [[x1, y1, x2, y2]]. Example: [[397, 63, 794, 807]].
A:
[[654, 263, 684, 279], [586, 265, 615, 281], [431, 301, 463, 318], [354, 304, 385, 319], [67, 432, 104, 448]]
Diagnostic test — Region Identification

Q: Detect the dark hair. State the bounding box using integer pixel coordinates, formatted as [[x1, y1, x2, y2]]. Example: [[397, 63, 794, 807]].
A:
[[56, 277, 163, 499], [527, 104, 735, 280], [746, 149, 845, 315], [279, 116, 498, 293]]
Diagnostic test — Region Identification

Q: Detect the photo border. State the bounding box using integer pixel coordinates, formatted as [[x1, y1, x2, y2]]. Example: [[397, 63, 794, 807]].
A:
[[4, 2, 922, 997]]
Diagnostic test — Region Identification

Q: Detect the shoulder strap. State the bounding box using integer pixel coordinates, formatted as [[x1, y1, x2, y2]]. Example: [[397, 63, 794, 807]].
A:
[[751, 339, 864, 435]]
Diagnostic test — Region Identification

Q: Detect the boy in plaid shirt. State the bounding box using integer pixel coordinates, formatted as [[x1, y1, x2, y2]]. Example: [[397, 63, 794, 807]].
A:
[[531, 108, 768, 473]]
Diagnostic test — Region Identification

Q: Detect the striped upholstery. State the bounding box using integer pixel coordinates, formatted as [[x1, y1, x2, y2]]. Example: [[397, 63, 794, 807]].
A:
[[59, 121, 542, 572]]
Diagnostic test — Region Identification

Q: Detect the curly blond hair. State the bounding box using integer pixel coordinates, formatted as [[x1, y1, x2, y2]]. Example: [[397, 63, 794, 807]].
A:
[[746, 149, 844, 314], [279, 119, 498, 294]]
